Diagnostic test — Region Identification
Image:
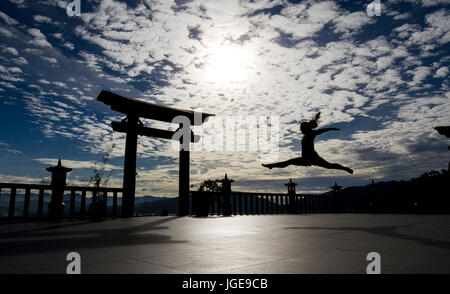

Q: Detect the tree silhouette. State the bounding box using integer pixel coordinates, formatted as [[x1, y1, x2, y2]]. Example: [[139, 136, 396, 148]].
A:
[[88, 144, 116, 217]]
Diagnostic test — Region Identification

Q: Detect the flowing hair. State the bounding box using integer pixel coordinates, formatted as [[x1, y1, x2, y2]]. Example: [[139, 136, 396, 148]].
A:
[[309, 112, 321, 129]]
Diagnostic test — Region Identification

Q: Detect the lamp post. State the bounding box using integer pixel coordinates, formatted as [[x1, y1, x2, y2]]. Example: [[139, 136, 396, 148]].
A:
[[331, 182, 342, 213], [220, 174, 234, 216], [46, 159, 72, 220], [285, 178, 297, 214]]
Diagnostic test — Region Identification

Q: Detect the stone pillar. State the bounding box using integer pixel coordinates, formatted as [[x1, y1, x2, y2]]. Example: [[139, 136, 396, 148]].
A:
[[122, 115, 138, 217], [178, 124, 191, 216], [46, 159, 72, 220], [285, 178, 297, 214]]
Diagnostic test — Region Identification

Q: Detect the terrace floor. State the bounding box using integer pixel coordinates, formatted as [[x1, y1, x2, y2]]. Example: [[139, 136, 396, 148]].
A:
[[0, 214, 449, 274]]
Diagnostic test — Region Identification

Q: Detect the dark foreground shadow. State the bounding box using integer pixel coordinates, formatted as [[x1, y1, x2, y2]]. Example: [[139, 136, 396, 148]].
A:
[[284, 225, 450, 250], [0, 216, 186, 255]]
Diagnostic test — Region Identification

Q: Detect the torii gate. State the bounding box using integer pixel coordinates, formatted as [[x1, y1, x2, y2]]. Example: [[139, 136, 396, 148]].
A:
[[97, 90, 214, 217]]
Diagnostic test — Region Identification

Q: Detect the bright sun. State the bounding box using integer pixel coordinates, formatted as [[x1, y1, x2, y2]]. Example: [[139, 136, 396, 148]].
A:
[[203, 44, 252, 86]]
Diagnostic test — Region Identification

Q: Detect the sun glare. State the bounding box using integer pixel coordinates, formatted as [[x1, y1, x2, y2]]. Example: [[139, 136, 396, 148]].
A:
[[203, 44, 253, 86]]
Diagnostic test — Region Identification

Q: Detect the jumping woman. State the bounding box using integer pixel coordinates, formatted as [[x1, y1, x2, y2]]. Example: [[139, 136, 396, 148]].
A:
[[262, 112, 353, 174]]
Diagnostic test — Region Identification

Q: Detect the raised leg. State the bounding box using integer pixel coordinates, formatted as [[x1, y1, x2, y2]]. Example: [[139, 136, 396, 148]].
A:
[[262, 157, 310, 169], [313, 156, 353, 174]]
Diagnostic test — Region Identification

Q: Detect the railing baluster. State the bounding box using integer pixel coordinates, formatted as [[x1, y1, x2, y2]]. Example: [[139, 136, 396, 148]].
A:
[[37, 188, 44, 218], [262, 195, 265, 213], [23, 188, 31, 218], [103, 190, 108, 213], [232, 194, 236, 215], [255, 195, 259, 214], [275, 196, 279, 213], [250, 195, 254, 214], [113, 191, 118, 217], [80, 190, 86, 217], [8, 188, 16, 219], [238, 194, 242, 215], [244, 194, 248, 215], [70, 189, 76, 218], [0, 184, 122, 220], [259, 195, 264, 214], [270, 195, 274, 214], [92, 190, 97, 210], [258, 195, 264, 214]]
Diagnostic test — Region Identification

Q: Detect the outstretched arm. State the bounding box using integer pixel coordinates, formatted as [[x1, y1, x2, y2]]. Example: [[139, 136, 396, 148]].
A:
[[314, 128, 339, 135]]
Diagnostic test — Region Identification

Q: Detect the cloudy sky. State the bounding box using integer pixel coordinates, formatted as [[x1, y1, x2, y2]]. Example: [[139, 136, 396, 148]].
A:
[[0, 0, 449, 197]]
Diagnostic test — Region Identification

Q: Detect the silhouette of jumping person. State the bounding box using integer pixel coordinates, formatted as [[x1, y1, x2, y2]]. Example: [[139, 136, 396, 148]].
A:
[[262, 112, 353, 174]]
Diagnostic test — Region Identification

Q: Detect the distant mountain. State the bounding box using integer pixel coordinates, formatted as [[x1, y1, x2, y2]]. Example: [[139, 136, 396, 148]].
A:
[[323, 181, 396, 197], [134, 197, 178, 215], [134, 195, 166, 205]]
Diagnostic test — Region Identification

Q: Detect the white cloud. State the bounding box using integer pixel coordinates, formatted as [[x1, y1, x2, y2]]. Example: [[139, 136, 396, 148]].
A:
[[38, 79, 51, 84], [33, 15, 53, 24], [41, 56, 58, 64], [0, 27, 14, 37], [0, 174, 48, 184], [1, 46, 19, 56], [39, 0, 67, 9], [434, 66, 449, 77], [27, 28, 53, 48], [0, 141, 23, 155], [333, 11, 374, 35], [53, 33, 63, 40], [0, 11, 19, 25], [421, 0, 450, 7], [407, 66, 432, 86], [7, 0, 27, 8], [63, 42, 75, 50], [33, 158, 122, 170], [11, 56, 28, 65]]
